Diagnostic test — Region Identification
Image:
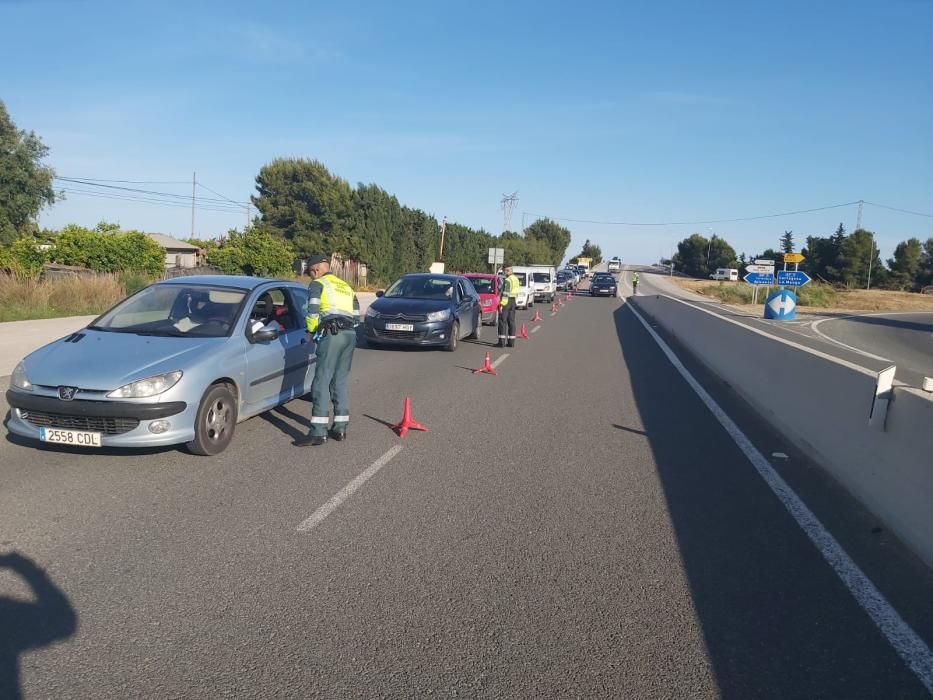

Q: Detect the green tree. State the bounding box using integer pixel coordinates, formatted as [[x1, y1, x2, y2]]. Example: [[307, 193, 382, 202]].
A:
[[0, 100, 57, 246], [524, 218, 572, 266], [838, 229, 885, 288], [916, 238, 933, 290], [673, 233, 737, 277], [48, 223, 163, 274], [575, 239, 603, 265], [780, 230, 795, 254], [251, 158, 354, 258], [886, 238, 923, 291], [207, 228, 294, 277]]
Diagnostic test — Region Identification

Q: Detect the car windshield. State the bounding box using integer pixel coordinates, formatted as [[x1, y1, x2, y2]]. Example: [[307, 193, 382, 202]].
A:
[[594, 276, 614, 283], [89, 284, 247, 338], [532, 272, 550, 283], [385, 276, 455, 300], [468, 277, 495, 294]]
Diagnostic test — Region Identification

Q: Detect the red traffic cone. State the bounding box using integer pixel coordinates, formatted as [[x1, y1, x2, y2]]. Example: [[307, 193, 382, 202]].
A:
[[391, 397, 428, 437], [531, 309, 543, 322], [551, 303, 559, 312], [472, 351, 498, 375], [518, 323, 529, 339]]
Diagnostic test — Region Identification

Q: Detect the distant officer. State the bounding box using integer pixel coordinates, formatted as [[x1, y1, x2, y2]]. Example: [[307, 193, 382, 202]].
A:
[[295, 254, 360, 447], [498, 263, 520, 347], [632, 272, 640, 296]]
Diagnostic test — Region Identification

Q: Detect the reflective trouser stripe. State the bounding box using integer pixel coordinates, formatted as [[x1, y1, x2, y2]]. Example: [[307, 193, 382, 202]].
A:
[[309, 416, 330, 424], [498, 334, 506, 338], [333, 415, 349, 422]]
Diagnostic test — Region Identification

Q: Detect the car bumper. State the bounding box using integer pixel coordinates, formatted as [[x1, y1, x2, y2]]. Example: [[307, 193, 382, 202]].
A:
[[480, 307, 498, 323], [5, 389, 196, 448], [591, 287, 617, 296], [364, 319, 454, 346]]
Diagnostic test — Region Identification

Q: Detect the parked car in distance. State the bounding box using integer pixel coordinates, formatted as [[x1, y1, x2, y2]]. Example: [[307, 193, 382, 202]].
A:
[[608, 257, 622, 273], [589, 273, 618, 297], [556, 269, 576, 291], [463, 273, 501, 325], [364, 273, 481, 351], [710, 268, 739, 281], [6, 276, 314, 456], [529, 265, 557, 303]]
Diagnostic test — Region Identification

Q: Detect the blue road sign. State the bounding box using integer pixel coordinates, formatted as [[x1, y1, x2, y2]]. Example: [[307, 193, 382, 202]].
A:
[[764, 289, 797, 321], [777, 270, 811, 287], [744, 272, 775, 285]]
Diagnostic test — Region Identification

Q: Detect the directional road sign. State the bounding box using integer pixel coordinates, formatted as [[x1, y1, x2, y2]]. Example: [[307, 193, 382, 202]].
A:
[[746, 264, 774, 274], [744, 272, 775, 285], [777, 270, 811, 287], [755, 258, 776, 266], [764, 289, 797, 321], [784, 253, 805, 264]]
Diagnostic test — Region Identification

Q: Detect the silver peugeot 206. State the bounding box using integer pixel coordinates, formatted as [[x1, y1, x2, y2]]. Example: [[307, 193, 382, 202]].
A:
[[6, 275, 315, 455]]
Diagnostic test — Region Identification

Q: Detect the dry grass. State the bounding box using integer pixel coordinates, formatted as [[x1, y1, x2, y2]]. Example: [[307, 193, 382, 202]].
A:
[[0, 273, 127, 322], [671, 278, 933, 314]]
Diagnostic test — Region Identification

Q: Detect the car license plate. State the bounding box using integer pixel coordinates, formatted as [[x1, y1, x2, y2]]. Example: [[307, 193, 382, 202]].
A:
[[39, 427, 102, 447], [385, 323, 414, 331]]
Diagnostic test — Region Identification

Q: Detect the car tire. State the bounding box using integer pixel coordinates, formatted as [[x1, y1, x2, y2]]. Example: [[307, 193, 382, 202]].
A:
[[445, 321, 459, 352], [187, 383, 237, 456], [468, 314, 481, 340]]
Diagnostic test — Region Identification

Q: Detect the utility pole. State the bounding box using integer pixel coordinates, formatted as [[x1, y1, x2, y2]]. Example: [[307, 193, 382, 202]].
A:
[[245, 202, 251, 231], [500, 192, 518, 233], [866, 232, 875, 290], [190, 172, 196, 238], [706, 228, 715, 268], [856, 199, 864, 231], [438, 216, 447, 260]]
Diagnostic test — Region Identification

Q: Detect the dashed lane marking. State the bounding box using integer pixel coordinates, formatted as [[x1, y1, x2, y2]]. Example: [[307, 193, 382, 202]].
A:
[[297, 445, 404, 533]]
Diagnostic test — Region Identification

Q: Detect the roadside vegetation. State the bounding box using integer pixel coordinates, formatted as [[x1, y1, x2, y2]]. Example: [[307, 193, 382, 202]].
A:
[[672, 278, 933, 313], [0, 272, 128, 322]]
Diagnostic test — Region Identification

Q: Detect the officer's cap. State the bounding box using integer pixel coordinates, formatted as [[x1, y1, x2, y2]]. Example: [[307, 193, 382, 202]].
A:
[[307, 254, 329, 266]]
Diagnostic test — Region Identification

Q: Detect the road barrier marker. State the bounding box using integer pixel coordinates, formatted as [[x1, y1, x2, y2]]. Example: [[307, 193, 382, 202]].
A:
[[297, 445, 404, 533], [626, 302, 933, 694]]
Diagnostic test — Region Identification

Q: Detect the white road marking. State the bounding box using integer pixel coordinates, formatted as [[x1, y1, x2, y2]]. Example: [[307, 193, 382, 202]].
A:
[[626, 302, 933, 694], [297, 445, 404, 533], [491, 353, 510, 369], [810, 315, 898, 363], [550, 312, 557, 317], [531, 326, 541, 334]]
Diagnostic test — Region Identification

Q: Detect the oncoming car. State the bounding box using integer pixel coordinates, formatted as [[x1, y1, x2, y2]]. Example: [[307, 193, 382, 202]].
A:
[[6, 276, 315, 456], [589, 273, 618, 297]]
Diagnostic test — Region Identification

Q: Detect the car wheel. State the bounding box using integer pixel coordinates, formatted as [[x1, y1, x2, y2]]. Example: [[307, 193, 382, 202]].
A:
[[468, 313, 481, 340], [187, 383, 237, 456], [445, 321, 459, 352]]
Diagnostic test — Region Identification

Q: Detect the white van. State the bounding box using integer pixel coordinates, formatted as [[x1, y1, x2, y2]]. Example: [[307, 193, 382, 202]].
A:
[[509, 266, 537, 309], [529, 265, 556, 303], [710, 268, 739, 281]]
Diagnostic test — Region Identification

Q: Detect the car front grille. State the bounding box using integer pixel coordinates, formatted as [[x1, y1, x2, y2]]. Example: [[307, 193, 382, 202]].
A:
[[21, 410, 140, 435], [374, 329, 426, 340]]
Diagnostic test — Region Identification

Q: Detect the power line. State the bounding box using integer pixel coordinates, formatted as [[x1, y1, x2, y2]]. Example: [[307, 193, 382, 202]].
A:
[[863, 201, 933, 219], [54, 177, 247, 207], [56, 177, 191, 185], [522, 201, 862, 227], [60, 188, 246, 214]]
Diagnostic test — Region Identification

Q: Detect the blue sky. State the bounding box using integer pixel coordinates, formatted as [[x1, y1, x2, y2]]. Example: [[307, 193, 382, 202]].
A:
[[2, 0, 931, 263]]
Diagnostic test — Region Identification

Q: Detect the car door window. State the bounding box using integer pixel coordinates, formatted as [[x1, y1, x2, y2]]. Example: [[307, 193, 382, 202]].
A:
[[247, 287, 299, 333], [288, 287, 309, 330]]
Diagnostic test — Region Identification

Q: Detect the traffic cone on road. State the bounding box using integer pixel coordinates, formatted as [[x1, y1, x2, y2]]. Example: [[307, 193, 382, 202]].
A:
[[531, 309, 543, 322], [518, 324, 529, 339], [551, 302, 559, 312], [391, 397, 429, 437], [472, 351, 498, 375]]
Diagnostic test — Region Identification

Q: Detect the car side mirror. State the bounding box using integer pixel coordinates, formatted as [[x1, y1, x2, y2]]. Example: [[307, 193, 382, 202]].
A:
[[249, 320, 280, 343], [375, 290, 384, 298]]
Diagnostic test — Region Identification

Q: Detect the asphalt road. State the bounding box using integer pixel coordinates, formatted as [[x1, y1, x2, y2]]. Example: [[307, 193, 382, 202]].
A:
[[626, 266, 933, 387], [2, 283, 932, 698]]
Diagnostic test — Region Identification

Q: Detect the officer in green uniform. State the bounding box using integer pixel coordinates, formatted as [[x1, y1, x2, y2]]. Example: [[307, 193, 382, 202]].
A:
[[632, 272, 640, 296], [295, 254, 360, 447], [497, 263, 520, 348]]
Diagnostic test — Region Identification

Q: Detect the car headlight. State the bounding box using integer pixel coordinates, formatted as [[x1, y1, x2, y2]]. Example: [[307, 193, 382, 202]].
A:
[[365, 307, 379, 319], [426, 309, 451, 322], [11, 362, 33, 392], [107, 371, 183, 399]]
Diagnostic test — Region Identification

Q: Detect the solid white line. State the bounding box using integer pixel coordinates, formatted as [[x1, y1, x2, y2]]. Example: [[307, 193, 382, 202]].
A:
[[810, 316, 895, 363], [531, 325, 541, 334], [626, 302, 933, 694], [550, 311, 557, 317], [297, 445, 404, 533], [491, 353, 510, 369]]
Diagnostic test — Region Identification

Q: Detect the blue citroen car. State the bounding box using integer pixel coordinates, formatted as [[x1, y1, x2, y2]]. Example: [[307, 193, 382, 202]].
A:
[[6, 276, 315, 455], [363, 273, 482, 351]]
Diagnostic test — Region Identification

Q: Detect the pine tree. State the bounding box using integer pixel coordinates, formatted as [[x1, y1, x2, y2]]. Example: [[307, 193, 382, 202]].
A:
[[780, 230, 795, 254]]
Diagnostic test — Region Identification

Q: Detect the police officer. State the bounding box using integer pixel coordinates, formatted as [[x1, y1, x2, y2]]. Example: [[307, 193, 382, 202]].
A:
[[497, 263, 520, 348], [632, 272, 640, 296], [295, 254, 360, 447]]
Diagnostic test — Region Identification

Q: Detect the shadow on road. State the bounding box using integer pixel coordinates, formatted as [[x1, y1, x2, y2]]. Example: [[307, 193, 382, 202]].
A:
[[0, 552, 77, 700], [610, 302, 926, 698]]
